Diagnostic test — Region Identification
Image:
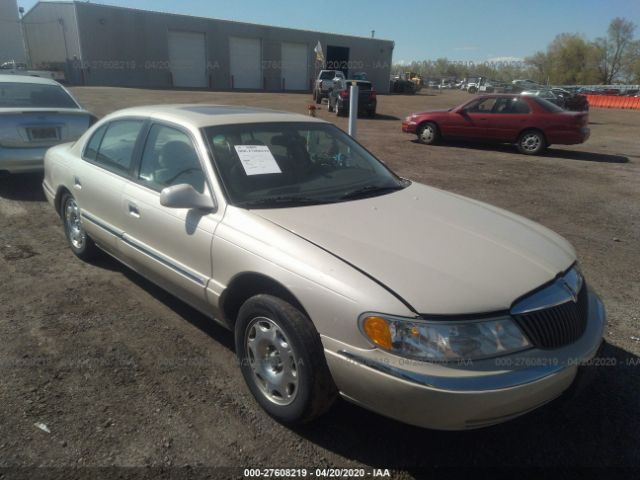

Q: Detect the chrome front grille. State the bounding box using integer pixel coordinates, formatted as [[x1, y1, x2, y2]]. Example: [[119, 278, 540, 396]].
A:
[[512, 284, 588, 349]]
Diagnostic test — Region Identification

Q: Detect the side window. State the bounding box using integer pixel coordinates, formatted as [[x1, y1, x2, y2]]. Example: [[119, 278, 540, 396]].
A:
[[511, 99, 532, 114], [84, 124, 107, 161], [467, 98, 497, 113], [94, 119, 145, 173], [138, 124, 206, 194], [493, 98, 511, 113]]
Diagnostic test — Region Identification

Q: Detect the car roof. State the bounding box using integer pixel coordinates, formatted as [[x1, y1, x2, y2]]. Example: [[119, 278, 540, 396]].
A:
[[104, 104, 328, 129], [0, 74, 61, 86]]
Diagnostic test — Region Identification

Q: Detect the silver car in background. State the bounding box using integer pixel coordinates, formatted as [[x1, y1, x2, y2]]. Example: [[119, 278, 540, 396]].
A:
[[43, 105, 605, 430], [0, 74, 95, 175]]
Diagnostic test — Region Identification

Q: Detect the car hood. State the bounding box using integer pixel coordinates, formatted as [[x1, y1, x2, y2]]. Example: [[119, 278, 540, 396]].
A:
[[254, 183, 575, 315]]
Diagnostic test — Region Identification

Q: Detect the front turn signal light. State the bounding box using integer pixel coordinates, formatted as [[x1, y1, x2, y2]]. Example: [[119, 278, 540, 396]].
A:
[[362, 316, 393, 350]]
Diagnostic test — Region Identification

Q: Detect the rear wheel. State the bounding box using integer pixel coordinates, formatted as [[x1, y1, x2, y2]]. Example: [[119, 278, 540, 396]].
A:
[[417, 122, 439, 145], [314, 90, 321, 104], [517, 130, 546, 155], [61, 193, 99, 260], [335, 100, 345, 117], [235, 294, 337, 425]]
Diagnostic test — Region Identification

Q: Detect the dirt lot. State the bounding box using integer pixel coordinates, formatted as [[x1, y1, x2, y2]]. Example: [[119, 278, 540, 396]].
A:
[[1, 88, 639, 477]]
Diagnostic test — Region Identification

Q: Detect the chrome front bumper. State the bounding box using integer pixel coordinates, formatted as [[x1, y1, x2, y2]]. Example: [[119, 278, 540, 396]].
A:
[[323, 288, 606, 430]]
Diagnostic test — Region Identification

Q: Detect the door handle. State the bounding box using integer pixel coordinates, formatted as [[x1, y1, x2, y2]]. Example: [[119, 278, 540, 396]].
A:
[[73, 176, 82, 190], [128, 203, 140, 218]]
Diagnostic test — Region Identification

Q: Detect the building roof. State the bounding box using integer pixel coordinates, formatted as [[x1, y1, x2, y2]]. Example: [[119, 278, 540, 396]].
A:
[[103, 104, 327, 128], [24, 1, 394, 44]]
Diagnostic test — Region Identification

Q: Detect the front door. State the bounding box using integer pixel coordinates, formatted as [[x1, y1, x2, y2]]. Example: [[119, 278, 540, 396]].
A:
[[118, 122, 223, 313], [451, 96, 499, 139]]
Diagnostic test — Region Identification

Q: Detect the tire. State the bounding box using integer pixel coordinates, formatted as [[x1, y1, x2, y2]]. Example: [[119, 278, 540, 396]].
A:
[[517, 130, 546, 155], [235, 294, 337, 425], [417, 122, 439, 145], [335, 100, 344, 117], [368, 108, 376, 118], [314, 90, 321, 104], [60, 192, 100, 261], [468, 86, 478, 94]]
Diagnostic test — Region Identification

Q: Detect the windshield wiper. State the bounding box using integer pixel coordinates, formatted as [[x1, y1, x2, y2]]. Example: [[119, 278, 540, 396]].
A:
[[340, 184, 405, 201], [238, 195, 330, 208]]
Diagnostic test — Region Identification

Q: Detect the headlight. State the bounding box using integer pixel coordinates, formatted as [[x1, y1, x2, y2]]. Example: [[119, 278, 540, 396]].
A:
[[359, 314, 531, 362]]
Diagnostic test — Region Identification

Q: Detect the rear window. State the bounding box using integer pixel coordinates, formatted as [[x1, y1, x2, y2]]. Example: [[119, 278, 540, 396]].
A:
[[531, 97, 564, 112], [0, 82, 78, 108]]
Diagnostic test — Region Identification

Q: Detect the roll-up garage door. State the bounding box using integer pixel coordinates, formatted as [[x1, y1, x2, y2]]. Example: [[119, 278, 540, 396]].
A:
[[281, 42, 309, 90], [168, 31, 207, 88], [229, 37, 262, 89]]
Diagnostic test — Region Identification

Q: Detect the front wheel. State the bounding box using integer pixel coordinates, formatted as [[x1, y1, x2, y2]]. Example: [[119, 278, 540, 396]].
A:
[[517, 130, 546, 155], [235, 294, 337, 425], [61, 193, 100, 260], [417, 122, 439, 145]]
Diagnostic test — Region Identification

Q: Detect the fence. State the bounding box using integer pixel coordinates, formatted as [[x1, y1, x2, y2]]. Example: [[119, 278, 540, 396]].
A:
[[586, 95, 640, 110]]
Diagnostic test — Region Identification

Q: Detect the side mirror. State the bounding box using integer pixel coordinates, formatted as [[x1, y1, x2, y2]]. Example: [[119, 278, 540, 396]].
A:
[[160, 184, 216, 211]]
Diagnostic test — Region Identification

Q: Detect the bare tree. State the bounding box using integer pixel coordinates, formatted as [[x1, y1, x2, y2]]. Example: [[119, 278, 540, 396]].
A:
[[594, 18, 636, 84]]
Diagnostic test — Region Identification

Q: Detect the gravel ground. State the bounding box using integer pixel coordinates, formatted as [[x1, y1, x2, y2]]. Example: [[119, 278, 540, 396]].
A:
[[0, 88, 638, 478]]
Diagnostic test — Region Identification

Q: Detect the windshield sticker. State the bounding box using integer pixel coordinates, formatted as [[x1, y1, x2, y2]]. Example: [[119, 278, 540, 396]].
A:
[[234, 145, 282, 175]]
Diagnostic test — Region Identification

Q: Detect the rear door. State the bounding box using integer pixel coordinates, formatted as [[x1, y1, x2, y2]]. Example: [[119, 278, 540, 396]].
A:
[[119, 122, 222, 312], [74, 118, 147, 254], [487, 97, 533, 141]]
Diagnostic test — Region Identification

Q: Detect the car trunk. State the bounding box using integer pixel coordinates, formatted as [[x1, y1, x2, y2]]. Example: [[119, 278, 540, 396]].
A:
[[341, 81, 375, 104], [0, 108, 92, 148]]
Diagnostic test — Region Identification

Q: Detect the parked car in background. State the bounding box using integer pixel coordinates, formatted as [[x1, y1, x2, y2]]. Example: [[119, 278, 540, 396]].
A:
[[43, 104, 605, 430], [402, 94, 590, 155], [0, 75, 96, 175], [1, 60, 66, 82], [512, 79, 543, 90], [351, 72, 369, 81], [390, 74, 416, 94], [313, 70, 345, 103], [328, 79, 377, 117], [551, 88, 589, 111], [521, 89, 564, 107]]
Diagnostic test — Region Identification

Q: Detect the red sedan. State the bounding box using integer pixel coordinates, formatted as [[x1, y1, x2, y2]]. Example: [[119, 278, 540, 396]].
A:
[[402, 94, 590, 155]]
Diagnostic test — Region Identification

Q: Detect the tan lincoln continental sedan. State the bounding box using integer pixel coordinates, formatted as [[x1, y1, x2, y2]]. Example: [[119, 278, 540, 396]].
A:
[[43, 105, 605, 430]]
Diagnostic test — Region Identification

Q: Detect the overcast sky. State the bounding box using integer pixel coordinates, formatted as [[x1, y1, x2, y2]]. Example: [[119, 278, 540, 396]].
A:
[[17, 0, 640, 63]]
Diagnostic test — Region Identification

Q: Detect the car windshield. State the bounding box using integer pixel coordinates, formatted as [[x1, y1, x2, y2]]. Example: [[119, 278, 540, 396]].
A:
[[530, 96, 564, 113], [204, 122, 408, 208], [0, 82, 78, 108], [319, 71, 336, 80]]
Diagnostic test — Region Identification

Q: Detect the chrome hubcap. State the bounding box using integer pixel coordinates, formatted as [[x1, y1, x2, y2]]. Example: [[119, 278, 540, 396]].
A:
[[245, 317, 299, 406], [420, 125, 434, 142], [64, 198, 85, 250], [521, 133, 541, 151]]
